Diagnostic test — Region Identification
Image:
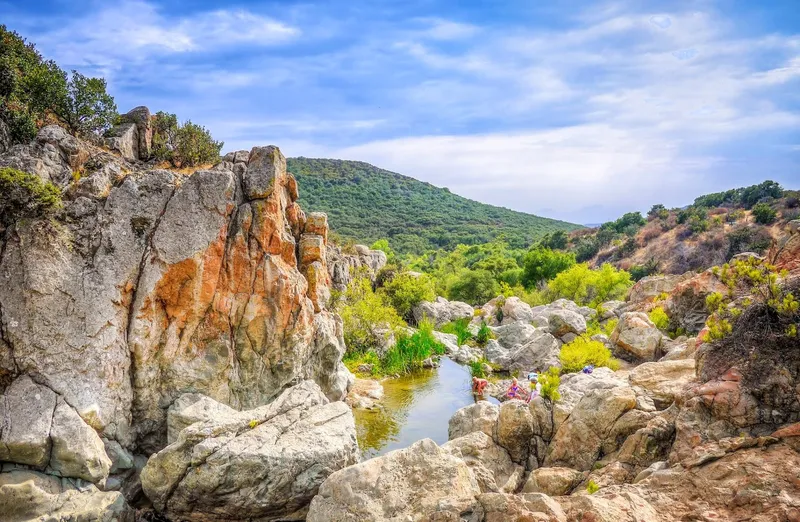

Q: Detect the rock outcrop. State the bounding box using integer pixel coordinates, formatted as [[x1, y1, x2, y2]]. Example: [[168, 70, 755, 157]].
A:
[[141, 381, 359, 522], [413, 296, 474, 327], [327, 243, 387, 291], [611, 312, 663, 362]]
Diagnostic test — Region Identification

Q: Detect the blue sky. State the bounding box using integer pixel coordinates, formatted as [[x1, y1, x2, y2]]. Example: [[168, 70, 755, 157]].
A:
[[4, 0, 799, 223]]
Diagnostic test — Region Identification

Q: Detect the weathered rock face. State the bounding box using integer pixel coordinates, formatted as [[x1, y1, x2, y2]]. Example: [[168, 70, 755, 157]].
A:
[[664, 269, 728, 334], [769, 220, 800, 275], [500, 296, 535, 325], [627, 273, 692, 305], [443, 431, 524, 494], [0, 130, 350, 460], [326, 244, 387, 291], [628, 359, 696, 407], [522, 467, 585, 496], [413, 296, 474, 327], [611, 312, 663, 362], [103, 107, 153, 162], [141, 381, 359, 522], [306, 438, 481, 522], [449, 401, 499, 440]]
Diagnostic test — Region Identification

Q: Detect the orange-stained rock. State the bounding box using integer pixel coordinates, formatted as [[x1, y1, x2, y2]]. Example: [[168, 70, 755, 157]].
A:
[[305, 212, 328, 243]]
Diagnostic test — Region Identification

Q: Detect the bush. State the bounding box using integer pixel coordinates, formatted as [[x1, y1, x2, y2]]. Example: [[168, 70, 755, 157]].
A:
[[468, 360, 487, 378], [448, 269, 499, 305], [55, 71, 117, 137], [441, 318, 473, 346], [629, 258, 659, 281], [539, 367, 561, 402], [548, 263, 633, 307], [150, 112, 223, 167], [752, 202, 777, 225], [475, 321, 494, 346], [381, 272, 436, 321], [586, 480, 600, 494], [521, 247, 576, 288], [559, 337, 620, 373], [649, 307, 670, 331], [338, 276, 406, 355], [648, 204, 669, 220], [0, 167, 62, 226], [371, 238, 396, 263], [538, 230, 568, 250]]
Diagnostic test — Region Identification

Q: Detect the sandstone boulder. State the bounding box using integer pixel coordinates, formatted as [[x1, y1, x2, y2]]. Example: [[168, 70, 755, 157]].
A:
[[141, 381, 359, 521], [412, 296, 474, 327], [559, 489, 659, 522], [493, 322, 540, 350], [443, 431, 524, 493], [496, 400, 534, 464], [306, 438, 481, 522], [627, 273, 691, 304], [547, 308, 587, 337], [628, 359, 696, 406], [522, 467, 585, 496], [500, 296, 535, 324], [478, 492, 567, 522], [611, 312, 663, 362], [449, 401, 499, 440], [507, 329, 561, 373]]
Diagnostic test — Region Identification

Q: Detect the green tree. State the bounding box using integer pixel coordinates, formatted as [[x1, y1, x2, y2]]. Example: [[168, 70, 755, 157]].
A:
[[174, 121, 223, 167], [338, 276, 406, 354], [151, 111, 178, 162], [548, 263, 632, 307], [54, 71, 117, 137], [647, 204, 669, 220], [381, 272, 436, 321], [521, 248, 576, 289], [448, 269, 499, 305], [751, 202, 777, 225]]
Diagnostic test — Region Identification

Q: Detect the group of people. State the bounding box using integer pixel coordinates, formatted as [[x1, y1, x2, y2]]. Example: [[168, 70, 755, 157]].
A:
[[471, 364, 594, 402]]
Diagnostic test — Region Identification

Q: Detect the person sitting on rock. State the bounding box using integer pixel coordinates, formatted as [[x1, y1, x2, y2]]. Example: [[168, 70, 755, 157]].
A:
[[472, 376, 489, 396], [507, 378, 526, 400], [527, 373, 542, 403], [527, 368, 539, 383]]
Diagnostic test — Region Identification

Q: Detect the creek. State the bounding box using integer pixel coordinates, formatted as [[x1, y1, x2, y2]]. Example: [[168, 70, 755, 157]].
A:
[[354, 357, 499, 459]]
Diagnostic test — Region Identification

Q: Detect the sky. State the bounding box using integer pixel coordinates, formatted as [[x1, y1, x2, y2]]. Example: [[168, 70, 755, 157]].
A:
[[3, 0, 799, 224]]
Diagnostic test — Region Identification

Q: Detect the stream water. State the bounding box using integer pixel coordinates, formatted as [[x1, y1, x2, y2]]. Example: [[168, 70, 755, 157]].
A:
[[354, 357, 499, 459]]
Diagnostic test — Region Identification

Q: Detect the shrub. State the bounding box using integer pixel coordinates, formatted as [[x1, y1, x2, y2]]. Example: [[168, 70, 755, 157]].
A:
[[573, 238, 600, 263], [726, 225, 772, 259], [548, 263, 633, 308], [497, 267, 524, 287], [381, 272, 436, 321], [586, 480, 600, 494], [382, 318, 445, 374], [150, 112, 223, 167], [538, 230, 568, 250], [559, 337, 620, 373], [441, 318, 473, 346], [752, 202, 777, 225], [475, 321, 494, 346], [0, 167, 62, 226], [629, 258, 659, 282], [648, 204, 669, 220], [338, 276, 406, 354], [371, 238, 396, 263], [649, 307, 670, 331], [539, 367, 561, 402], [521, 247, 576, 288], [448, 269, 499, 305]]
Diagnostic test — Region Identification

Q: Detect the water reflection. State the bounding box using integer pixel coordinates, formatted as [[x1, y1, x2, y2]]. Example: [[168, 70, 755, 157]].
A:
[[354, 357, 498, 459]]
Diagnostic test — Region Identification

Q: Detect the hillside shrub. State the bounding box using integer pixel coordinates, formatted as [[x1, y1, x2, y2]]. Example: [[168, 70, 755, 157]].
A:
[[338, 276, 405, 355], [648, 204, 669, 220], [55, 71, 117, 137], [548, 263, 632, 307], [752, 203, 777, 225], [151, 111, 222, 166], [538, 230, 568, 250], [0, 167, 62, 226], [448, 269, 499, 305], [559, 337, 620, 373], [539, 367, 561, 402], [629, 258, 659, 282], [382, 272, 436, 321], [649, 307, 670, 331], [726, 225, 772, 259], [521, 247, 576, 288]]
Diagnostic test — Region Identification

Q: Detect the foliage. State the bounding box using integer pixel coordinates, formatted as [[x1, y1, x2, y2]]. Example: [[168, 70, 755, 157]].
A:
[[629, 258, 659, 281], [381, 272, 436, 321], [693, 180, 783, 210], [441, 318, 473, 346], [371, 238, 397, 263], [649, 307, 670, 331], [538, 230, 568, 250], [0, 167, 62, 226], [150, 111, 222, 166], [559, 337, 620, 373], [448, 269, 500, 305], [586, 480, 600, 494], [751, 202, 777, 225], [337, 276, 406, 355], [521, 247, 576, 288], [54, 71, 117, 137], [648, 204, 669, 220], [468, 360, 487, 378], [586, 317, 617, 338], [475, 321, 494, 347], [703, 257, 798, 342], [382, 318, 446, 374], [548, 263, 633, 307], [601, 212, 646, 234], [538, 367, 562, 402], [287, 157, 579, 255]]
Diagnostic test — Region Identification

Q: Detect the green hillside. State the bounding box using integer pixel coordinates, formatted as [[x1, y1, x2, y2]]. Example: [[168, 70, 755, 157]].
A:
[[287, 157, 580, 254]]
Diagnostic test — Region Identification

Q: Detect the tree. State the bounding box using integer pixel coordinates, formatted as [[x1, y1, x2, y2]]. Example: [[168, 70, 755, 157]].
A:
[[381, 272, 436, 321], [521, 247, 576, 289], [151, 113, 222, 167], [539, 230, 568, 250], [448, 269, 499, 305], [752, 202, 777, 225], [54, 71, 117, 137], [151, 111, 178, 162], [647, 204, 669, 220], [547, 263, 632, 307]]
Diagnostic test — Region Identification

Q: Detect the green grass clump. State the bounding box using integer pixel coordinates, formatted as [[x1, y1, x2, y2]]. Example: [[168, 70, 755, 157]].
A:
[[441, 318, 473, 346], [539, 367, 561, 402], [468, 360, 486, 378], [559, 337, 620, 373], [586, 480, 600, 494], [475, 322, 494, 346], [0, 167, 62, 227], [381, 318, 445, 375]]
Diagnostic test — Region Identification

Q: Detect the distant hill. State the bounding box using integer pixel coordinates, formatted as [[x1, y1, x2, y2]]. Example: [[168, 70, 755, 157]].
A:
[[287, 157, 580, 254]]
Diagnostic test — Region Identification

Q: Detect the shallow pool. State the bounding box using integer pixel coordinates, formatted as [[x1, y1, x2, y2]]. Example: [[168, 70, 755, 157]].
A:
[[354, 357, 498, 459]]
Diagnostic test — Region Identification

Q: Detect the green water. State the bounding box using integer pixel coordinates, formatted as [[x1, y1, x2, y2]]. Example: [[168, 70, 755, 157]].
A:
[[354, 357, 498, 459]]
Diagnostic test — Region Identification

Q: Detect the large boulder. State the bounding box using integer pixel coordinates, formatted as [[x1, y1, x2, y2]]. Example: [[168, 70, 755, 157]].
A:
[[628, 359, 696, 406], [306, 439, 481, 522], [507, 329, 561, 373], [103, 122, 139, 162], [496, 400, 534, 464], [559, 489, 658, 522], [546, 308, 587, 337], [545, 386, 638, 470], [141, 381, 359, 521], [443, 431, 524, 493], [522, 467, 585, 496], [611, 312, 664, 362], [627, 273, 692, 304], [664, 269, 729, 334], [449, 401, 499, 440], [412, 296, 474, 327], [552, 367, 629, 428], [0, 469, 133, 522], [500, 296, 535, 324], [493, 322, 541, 350], [478, 492, 567, 522]]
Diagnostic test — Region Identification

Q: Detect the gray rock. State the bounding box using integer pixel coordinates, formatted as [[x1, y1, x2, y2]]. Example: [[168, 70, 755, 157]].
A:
[[449, 402, 500, 440], [49, 399, 112, 483], [0, 376, 56, 468], [611, 312, 664, 362], [104, 122, 139, 162], [547, 308, 587, 337], [500, 297, 535, 324], [508, 329, 561, 373], [243, 145, 284, 199], [412, 296, 474, 328], [443, 431, 524, 493], [141, 381, 359, 521], [496, 400, 534, 464], [166, 393, 238, 444], [493, 322, 540, 350]]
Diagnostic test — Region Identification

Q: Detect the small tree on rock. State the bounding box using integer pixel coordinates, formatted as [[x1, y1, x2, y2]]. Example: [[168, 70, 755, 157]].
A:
[[53, 71, 117, 137]]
